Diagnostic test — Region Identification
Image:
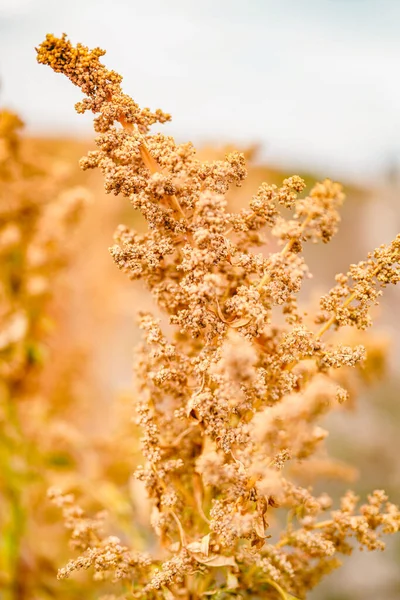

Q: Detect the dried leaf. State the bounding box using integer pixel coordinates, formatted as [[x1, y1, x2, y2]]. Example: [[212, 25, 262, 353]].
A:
[[215, 299, 230, 324], [186, 534, 209, 556], [193, 472, 210, 524], [226, 571, 239, 589], [192, 553, 237, 568], [200, 533, 210, 556], [186, 541, 202, 553], [229, 316, 253, 328], [230, 451, 246, 474], [253, 514, 266, 538]]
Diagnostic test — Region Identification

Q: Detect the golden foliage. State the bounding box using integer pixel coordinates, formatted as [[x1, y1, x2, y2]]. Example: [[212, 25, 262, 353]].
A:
[[32, 34, 400, 600]]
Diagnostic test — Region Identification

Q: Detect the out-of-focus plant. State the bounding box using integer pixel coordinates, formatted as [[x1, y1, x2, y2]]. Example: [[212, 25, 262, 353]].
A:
[[0, 109, 90, 598], [36, 35, 400, 600]]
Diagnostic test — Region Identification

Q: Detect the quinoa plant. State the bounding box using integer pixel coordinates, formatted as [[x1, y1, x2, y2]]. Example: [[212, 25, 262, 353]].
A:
[[0, 108, 90, 599], [36, 34, 400, 600]]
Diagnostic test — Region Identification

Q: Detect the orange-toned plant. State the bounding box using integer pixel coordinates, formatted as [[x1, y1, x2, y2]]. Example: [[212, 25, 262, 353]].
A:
[[0, 108, 91, 599], [36, 34, 400, 600]]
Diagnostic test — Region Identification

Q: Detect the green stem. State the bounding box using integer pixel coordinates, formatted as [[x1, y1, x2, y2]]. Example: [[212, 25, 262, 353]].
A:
[[0, 394, 26, 600]]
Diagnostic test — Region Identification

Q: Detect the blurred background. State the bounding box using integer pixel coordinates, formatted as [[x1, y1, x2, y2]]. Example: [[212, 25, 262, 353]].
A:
[[0, 1, 400, 599], [2, 0, 400, 181]]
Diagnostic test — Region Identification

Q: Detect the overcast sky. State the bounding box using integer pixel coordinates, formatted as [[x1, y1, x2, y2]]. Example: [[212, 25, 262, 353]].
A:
[[0, 0, 399, 181]]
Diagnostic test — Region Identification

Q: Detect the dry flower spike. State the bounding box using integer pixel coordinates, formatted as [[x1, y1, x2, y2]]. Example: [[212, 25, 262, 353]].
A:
[[36, 34, 400, 600]]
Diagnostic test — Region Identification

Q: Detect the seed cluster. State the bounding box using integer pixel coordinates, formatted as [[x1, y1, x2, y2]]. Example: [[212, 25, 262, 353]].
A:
[[37, 35, 400, 600]]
